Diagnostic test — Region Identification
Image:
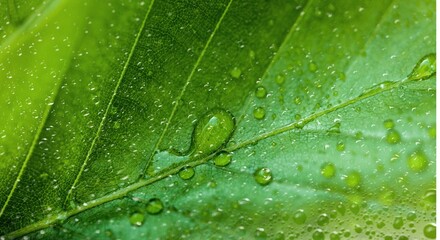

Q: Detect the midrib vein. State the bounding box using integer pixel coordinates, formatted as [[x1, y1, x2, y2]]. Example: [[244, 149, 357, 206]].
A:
[[142, 0, 234, 175], [63, 0, 156, 206]]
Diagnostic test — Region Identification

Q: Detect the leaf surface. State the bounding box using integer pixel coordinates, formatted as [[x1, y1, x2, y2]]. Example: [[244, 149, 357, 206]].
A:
[[0, 0, 435, 239]]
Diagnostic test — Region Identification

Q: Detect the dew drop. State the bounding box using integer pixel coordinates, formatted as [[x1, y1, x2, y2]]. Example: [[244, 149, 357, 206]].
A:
[[275, 74, 286, 85], [293, 209, 307, 224], [392, 217, 404, 229], [330, 232, 341, 240], [424, 223, 436, 239], [255, 86, 267, 98], [386, 129, 401, 144], [317, 214, 329, 226], [320, 163, 336, 178], [213, 152, 232, 167], [189, 108, 235, 159], [312, 229, 325, 240], [428, 126, 436, 138], [309, 61, 318, 72], [327, 122, 341, 133], [179, 166, 195, 180], [146, 198, 164, 215], [407, 151, 428, 172], [253, 107, 266, 120], [383, 119, 395, 129], [230, 67, 242, 79], [249, 50, 256, 60], [345, 171, 361, 188], [408, 53, 436, 81], [406, 211, 417, 221], [423, 188, 436, 204], [129, 212, 145, 226], [253, 167, 273, 186], [336, 141, 345, 151]]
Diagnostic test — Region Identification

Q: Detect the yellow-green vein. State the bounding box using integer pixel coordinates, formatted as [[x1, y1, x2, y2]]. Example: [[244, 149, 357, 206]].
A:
[[63, 0, 156, 207], [142, 0, 234, 175]]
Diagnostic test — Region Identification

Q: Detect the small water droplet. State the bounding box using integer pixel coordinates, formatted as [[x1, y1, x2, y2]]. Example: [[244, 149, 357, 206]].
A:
[[146, 198, 164, 215], [213, 152, 232, 167], [179, 166, 195, 180], [383, 119, 395, 129], [408, 53, 436, 81], [392, 217, 404, 229], [293, 209, 306, 224], [407, 151, 428, 172], [424, 223, 436, 239], [336, 141, 345, 151], [317, 214, 329, 226], [328, 122, 341, 133], [320, 163, 336, 178], [294, 96, 302, 105], [230, 67, 242, 79], [428, 126, 436, 138], [249, 50, 256, 60], [406, 211, 417, 221], [309, 61, 318, 72], [255, 227, 267, 239], [253, 167, 273, 186], [423, 188, 436, 204], [255, 86, 267, 98], [345, 171, 361, 188], [312, 229, 325, 240], [275, 74, 286, 85], [129, 212, 145, 226], [253, 107, 266, 120], [386, 129, 401, 144]]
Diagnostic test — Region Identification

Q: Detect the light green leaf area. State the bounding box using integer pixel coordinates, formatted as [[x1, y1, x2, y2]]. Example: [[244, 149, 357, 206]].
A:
[[0, 0, 435, 239]]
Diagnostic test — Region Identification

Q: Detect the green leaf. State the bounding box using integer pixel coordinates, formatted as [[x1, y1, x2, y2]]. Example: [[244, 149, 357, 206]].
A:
[[0, 0, 435, 239]]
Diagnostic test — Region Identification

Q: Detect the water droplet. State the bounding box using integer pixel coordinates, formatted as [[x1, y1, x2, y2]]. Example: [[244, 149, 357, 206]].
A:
[[336, 141, 345, 151], [190, 109, 235, 159], [129, 212, 145, 226], [179, 166, 195, 180], [330, 232, 341, 240], [253, 167, 273, 186], [230, 67, 242, 79], [424, 223, 436, 239], [294, 96, 302, 105], [249, 50, 256, 60], [255, 86, 267, 98], [354, 224, 363, 233], [407, 151, 428, 172], [345, 171, 361, 188], [317, 214, 329, 226], [213, 152, 232, 167], [309, 61, 318, 72], [328, 122, 341, 133], [392, 217, 404, 229], [255, 228, 267, 239], [408, 53, 436, 81], [275, 74, 286, 85], [383, 119, 395, 129], [428, 126, 436, 138], [146, 198, 164, 215], [406, 211, 417, 221], [386, 129, 401, 144], [312, 229, 325, 240], [253, 107, 266, 120], [293, 209, 306, 224], [320, 163, 336, 178], [423, 188, 436, 204]]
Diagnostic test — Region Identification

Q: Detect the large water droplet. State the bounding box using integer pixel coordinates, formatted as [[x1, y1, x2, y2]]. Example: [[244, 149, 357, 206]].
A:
[[179, 166, 195, 180], [129, 212, 145, 226], [146, 198, 164, 215], [408, 53, 436, 81], [383, 119, 395, 129], [407, 151, 428, 172], [253, 167, 273, 186], [312, 229, 325, 240], [213, 152, 232, 167], [189, 109, 235, 159], [392, 217, 404, 229], [424, 223, 436, 239], [317, 214, 329, 226]]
